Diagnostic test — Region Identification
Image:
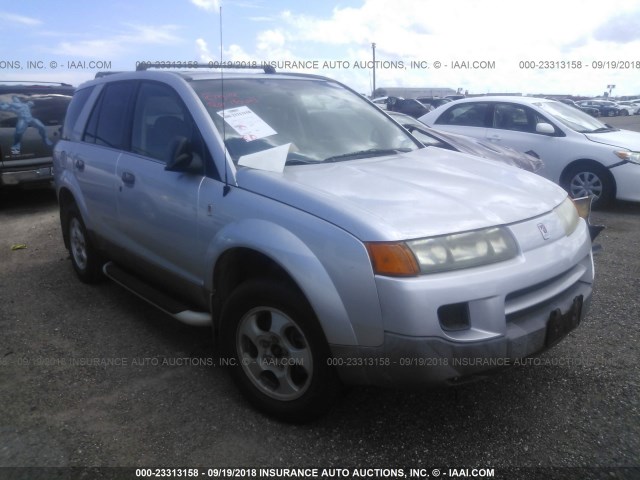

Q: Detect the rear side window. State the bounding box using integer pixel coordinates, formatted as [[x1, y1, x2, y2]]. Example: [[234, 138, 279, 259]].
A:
[[62, 86, 93, 140], [84, 81, 136, 149], [493, 104, 534, 132], [436, 103, 489, 127], [493, 103, 556, 134]]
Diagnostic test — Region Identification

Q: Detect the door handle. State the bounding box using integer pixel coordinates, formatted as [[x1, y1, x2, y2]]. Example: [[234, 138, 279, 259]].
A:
[[74, 159, 85, 171], [121, 171, 135, 186]]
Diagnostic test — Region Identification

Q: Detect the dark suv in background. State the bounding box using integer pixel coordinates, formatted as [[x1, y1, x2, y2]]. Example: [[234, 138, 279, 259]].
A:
[[0, 82, 74, 188]]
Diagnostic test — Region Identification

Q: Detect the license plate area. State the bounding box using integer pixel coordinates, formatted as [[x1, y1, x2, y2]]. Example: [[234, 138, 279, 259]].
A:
[[545, 295, 583, 348]]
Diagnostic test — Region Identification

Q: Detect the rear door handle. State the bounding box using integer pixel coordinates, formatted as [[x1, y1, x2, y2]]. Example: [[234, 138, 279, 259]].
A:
[[121, 171, 135, 186]]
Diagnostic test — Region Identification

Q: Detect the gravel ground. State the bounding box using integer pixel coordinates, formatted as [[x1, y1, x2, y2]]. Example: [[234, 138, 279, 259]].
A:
[[1, 116, 639, 479]]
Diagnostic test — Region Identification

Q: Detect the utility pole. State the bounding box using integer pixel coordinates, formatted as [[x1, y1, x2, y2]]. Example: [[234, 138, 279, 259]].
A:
[[371, 42, 376, 98]]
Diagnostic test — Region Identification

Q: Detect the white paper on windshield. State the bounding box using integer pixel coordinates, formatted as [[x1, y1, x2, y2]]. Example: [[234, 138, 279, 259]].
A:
[[217, 105, 277, 142], [238, 143, 291, 173]]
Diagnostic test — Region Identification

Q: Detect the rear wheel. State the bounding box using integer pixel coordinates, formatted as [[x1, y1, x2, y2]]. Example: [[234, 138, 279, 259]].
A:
[[220, 279, 341, 422], [65, 204, 104, 283], [563, 163, 614, 209]]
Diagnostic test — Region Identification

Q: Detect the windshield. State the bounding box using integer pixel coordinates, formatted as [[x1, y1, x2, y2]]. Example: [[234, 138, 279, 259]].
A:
[[535, 101, 612, 133], [191, 78, 419, 166]]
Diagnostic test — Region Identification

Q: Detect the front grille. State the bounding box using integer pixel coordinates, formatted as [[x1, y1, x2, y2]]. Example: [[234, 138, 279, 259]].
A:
[[504, 256, 590, 322]]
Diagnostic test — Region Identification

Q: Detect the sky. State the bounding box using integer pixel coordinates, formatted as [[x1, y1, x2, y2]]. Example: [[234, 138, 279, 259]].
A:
[[2, 0, 640, 97]]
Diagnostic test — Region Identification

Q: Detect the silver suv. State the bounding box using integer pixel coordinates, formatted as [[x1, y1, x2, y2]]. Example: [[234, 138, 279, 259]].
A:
[[54, 65, 594, 422]]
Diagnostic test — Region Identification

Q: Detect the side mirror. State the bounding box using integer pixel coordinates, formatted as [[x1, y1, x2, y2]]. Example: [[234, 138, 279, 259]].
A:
[[165, 137, 193, 172], [536, 122, 555, 135]]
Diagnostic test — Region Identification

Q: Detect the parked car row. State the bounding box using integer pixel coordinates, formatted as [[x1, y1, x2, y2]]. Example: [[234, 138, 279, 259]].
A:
[[616, 100, 640, 115], [417, 96, 452, 109], [576, 99, 638, 117], [558, 98, 601, 118], [372, 95, 459, 118], [384, 96, 432, 118]]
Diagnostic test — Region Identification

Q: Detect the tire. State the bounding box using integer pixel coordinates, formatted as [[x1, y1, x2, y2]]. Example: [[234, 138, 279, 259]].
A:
[[563, 163, 614, 209], [220, 279, 341, 422], [607, 109, 616, 117], [65, 204, 104, 283], [621, 109, 629, 116]]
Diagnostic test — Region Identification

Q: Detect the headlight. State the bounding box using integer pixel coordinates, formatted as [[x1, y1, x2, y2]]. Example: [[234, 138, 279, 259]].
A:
[[408, 227, 518, 274], [554, 196, 580, 236], [614, 150, 640, 164], [366, 227, 518, 276]]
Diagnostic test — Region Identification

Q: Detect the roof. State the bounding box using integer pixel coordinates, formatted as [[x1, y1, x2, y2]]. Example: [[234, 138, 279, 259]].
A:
[[80, 67, 338, 91]]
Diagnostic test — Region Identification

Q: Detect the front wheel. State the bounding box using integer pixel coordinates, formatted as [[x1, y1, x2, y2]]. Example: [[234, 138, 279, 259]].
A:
[[220, 279, 341, 422], [563, 163, 614, 209]]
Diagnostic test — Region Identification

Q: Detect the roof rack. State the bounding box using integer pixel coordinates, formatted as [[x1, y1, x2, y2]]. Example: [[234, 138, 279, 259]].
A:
[[135, 62, 276, 74], [95, 71, 125, 79]]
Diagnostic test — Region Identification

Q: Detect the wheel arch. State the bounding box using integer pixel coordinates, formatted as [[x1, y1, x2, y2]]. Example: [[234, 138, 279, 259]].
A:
[[58, 186, 78, 249], [560, 159, 616, 188], [560, 158, 617, 203], [212, 246, 299, 321], [208, 221, 363, 347]]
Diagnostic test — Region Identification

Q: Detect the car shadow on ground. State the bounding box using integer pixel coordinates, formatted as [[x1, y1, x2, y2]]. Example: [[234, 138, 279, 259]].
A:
[[0, 185, 57, 214], [604, 200, 640, 214]]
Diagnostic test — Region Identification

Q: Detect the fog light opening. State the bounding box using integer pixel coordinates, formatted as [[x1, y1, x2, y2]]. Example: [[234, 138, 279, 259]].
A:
[[438, 302, 471, 331]]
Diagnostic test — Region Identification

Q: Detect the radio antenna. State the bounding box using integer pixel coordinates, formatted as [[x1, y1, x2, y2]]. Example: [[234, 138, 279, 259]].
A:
[[220, 5, 231, 196]]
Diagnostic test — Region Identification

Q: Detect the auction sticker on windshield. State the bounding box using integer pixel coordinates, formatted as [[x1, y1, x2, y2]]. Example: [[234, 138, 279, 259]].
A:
[[217, 105, 277, 142]]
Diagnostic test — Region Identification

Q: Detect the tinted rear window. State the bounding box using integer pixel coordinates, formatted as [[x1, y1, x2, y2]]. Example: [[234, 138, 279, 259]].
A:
[[62, 86, 94, 140], [84, 81, 136, 149]]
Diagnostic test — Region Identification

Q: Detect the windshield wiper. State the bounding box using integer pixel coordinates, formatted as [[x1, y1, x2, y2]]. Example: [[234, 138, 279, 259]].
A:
[[323, 148, 411, 163]]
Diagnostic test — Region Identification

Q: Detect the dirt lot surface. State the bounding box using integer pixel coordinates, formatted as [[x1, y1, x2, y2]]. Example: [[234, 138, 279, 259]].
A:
[[1, 116, 639, 479]]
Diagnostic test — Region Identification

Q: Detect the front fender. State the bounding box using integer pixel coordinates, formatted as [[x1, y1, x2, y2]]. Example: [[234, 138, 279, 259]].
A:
[[205, 218, 384, 347]]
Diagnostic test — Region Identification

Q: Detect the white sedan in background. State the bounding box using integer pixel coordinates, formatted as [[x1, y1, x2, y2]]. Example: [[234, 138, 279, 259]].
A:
[[420, 96, 640, 207], [617, 101, 640, 115]]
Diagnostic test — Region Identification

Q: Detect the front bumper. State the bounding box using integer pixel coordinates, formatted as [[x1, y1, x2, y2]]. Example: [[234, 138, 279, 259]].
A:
[[612, 161, 640, 203], [331, 278, 591, 387], [331, 212, 594, 387]]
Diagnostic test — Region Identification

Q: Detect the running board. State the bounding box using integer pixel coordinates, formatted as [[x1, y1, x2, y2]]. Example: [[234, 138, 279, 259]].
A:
[[102, 262, 211, 326]]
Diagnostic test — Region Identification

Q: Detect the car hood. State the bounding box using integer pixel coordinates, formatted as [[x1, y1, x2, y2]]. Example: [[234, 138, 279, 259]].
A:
[[236, 148, 566, 241], [584, 129, 640, 150]]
